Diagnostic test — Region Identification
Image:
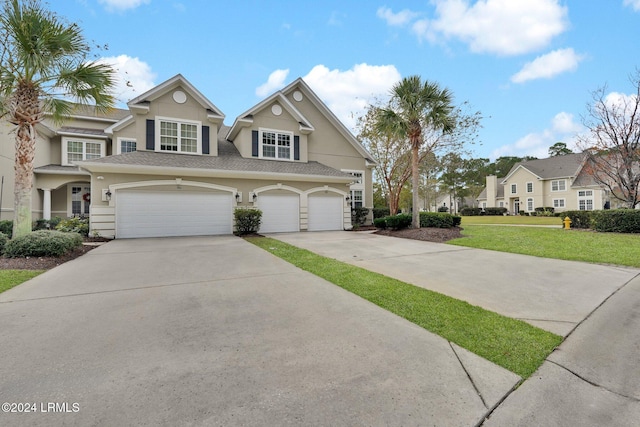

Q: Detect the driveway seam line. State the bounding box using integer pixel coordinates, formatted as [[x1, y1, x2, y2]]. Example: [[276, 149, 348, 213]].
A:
[[449, 341, 488, 409], [351, 248, 474, 262], [547, 360, 640, 402], [0, 271, 299, 304]]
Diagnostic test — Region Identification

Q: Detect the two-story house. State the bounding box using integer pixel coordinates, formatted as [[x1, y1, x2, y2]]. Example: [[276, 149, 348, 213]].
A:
[[477, 153, 609, 214], [0, 74, 375, 238]]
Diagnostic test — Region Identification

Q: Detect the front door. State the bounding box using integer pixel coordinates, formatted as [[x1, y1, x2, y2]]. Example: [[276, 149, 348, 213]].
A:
[[514, 200, 520, 214], [70, 185, 91, 216]]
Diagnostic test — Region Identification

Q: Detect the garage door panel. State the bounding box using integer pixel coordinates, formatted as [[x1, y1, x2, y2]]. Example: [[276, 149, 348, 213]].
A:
[[259, 194, 299, 233], [308, 195, 344, 231], [116, 190, 232, 238]]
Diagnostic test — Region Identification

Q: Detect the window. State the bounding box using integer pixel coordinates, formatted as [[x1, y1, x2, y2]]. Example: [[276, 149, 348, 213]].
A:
[[260, 129, 292, 160], [62, 138, 105, 165], [526, 182, 533, 193], [118, 138, 137, 154], [578, 190, 594, 211], [156, 117, 201, 154], [551, 180, 567, 192], [69, 185, 90, 216], [527, 198, 534, 212], [499, 201, 504, 207], [553, 199, 566, 208], [511, 184, 517, 194], [343, 170, 365, 209]]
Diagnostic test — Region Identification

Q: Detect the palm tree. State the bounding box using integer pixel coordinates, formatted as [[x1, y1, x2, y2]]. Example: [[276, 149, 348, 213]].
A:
[[376, 75, 455, 228], [0, 0, 115, 237]]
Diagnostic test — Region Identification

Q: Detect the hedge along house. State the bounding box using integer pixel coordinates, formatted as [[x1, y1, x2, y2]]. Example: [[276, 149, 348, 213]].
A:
[[477, 153, 610, 214], [0, 74, 375, 238]]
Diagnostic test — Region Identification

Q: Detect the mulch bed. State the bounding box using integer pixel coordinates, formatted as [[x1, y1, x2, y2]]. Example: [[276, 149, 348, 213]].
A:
[[0, 242, 103, 271], [373, 226, 465, 243]]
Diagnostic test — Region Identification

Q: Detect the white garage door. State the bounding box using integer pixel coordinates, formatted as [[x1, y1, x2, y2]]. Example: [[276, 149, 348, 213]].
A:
[[116, 190, 233, 238], [258, 194, 299, 233], [308, 195, 344, 231]]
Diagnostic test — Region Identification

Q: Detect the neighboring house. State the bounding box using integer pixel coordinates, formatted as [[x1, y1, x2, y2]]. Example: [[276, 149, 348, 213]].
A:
[[477, 153, 611, 214], [430, 193, 476, 213], [0, 74, 375, 238]]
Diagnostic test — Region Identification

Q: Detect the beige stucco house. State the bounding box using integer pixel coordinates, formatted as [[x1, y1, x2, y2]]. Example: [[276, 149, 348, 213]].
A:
[[477, 153, 611, 214], [0, 74, 375, 238]]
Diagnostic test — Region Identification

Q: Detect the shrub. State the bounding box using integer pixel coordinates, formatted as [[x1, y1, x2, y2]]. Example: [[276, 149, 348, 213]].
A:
[[235, 208, 262, 235], [33, 216, 62, 231], [351, 207, 369, 226], [437, 206, 450, 213], [4, 230, 83, 258], [0, 220, 13, 239], [420, 212, 456, 228], [460, 207, 482, 216], [534, 207, 555, 216], [484, 207, 508, 216], [56, 217, 89, 236], [373, 217, 387, 229], [384, 214, 412, 230], [452, 215, 462, 227], [563, 210, 593, 229], [592, 209, 640, 233], [0, 232, 7, 255], [373, 208, 390, 219]]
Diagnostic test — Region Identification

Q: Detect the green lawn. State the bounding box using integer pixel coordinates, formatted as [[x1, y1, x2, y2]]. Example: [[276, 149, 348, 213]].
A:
[[0, 270, 43, 294], [461, 215, 561, 226], [451, 225, 640, 267], [246, 236, 562, 379]]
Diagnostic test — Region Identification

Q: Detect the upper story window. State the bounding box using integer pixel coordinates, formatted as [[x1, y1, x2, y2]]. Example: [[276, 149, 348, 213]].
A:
[[260, 129, 293, 160], [156, 117, 201, 154], [526, 182, 533, 193], [62, 138, 105, 165], [511, 184, 517, 194], [117, 138, 137, 154], [343, 170, 365, 209], [551, 179, 567, 192]]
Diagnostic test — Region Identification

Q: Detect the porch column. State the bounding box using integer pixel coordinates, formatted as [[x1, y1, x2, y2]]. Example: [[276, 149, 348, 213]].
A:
[[41, 188, 51, 220]]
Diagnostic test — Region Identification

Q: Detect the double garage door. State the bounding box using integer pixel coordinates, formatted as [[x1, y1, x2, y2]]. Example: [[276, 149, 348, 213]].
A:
[[116, 190, 233, 238], [258, 193, 344, 233]]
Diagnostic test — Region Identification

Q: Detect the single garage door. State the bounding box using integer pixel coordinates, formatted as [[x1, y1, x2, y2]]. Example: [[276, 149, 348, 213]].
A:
[[116, 190, 233, 238], [258, 193, 299, 233], [308, 194, 344, 231]]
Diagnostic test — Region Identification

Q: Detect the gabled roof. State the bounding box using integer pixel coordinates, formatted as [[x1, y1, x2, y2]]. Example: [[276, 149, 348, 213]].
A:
[[127, 74, 225, 121], [226, 92, 315, 140], [501, 153, 586, 183]]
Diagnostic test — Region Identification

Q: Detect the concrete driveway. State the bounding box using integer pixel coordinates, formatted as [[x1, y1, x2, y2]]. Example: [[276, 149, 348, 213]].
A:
[[0, 236, 519, 427]]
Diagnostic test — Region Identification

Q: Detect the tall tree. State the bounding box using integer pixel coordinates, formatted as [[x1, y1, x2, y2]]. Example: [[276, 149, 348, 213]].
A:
[[548, 142, 573, 157], [0, 0, 116, 237], [577, 70, 640, 208], [376, 76, 455, 228]]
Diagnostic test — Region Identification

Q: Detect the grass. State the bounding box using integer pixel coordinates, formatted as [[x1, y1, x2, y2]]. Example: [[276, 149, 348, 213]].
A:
[[450, 225, 640, 267], [461, 215, 561, 226], [246, 236, 562, 379], [0, 270, 43, 294]]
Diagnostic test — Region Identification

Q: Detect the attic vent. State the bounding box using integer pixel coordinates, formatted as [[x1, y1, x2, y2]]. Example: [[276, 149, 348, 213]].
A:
[[172, 90, 187, 104]]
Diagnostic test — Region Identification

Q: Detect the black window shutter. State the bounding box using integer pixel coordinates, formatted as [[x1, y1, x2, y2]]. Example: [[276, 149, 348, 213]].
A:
[[146, 119, 155, 150], [294, 135, 300, 160], [202, 125, 210, 154], [252, 130, 259, 157]]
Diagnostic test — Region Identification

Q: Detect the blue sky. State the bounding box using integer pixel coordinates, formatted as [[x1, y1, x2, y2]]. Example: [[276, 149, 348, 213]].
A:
[[54, 0, 640, 160]]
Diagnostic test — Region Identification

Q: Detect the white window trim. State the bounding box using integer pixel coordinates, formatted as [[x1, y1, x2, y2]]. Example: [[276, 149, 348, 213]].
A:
[[155, 116, 202, 155], [342, 169, 365, 208], [511, 184, 517, 194], [526, 182, 533, 193], [551, 179, 567, 192], [67, 184, 90, 217], [526, 197, 534, 212], [578, 190, 594, 211], [258, 127, 294, 161], [62, 137, 106, 166], [116, 137, 137, 155], [553, 198, 566, 208]]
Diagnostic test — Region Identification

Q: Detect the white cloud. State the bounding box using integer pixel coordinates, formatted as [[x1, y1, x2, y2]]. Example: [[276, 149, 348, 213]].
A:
[[511, 48, 584, 83], [624, 0, 640, 11], [98, 0, 150, 12], [376, 7, 419, 26], [604, 91, 638, 109], [97, 55, 156, 105], [302, 63, 402, 130], [255, 69, 290, 97], [328, 11, 346, 26], [410, 0, 569, 56], [491, 112, 583, 159]]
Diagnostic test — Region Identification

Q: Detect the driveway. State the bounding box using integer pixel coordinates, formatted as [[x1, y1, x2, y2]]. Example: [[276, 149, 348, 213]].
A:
[[0, 236, 518, 426]]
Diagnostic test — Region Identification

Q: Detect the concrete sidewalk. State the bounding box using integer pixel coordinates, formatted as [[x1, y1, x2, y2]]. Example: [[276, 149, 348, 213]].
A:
[[270, 231, 639, 336], [270, 231, 640, 426], [0, 236, 519, 426]]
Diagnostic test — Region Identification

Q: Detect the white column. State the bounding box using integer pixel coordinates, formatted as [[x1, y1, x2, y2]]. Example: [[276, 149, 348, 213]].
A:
[[42, 188, 51, 220]]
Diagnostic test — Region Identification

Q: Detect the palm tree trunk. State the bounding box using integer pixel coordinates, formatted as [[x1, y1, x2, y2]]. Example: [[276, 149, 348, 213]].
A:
[[411, 141, 420, 228], [13, 122, 35, 238]]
